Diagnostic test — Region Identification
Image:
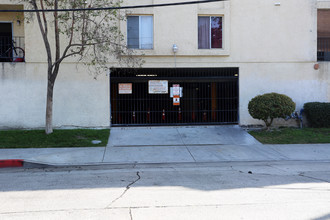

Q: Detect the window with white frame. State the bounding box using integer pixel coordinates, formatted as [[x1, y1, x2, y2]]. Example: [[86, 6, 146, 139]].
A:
[[127, 16, 153, 49], [198, 16, 223, 49]]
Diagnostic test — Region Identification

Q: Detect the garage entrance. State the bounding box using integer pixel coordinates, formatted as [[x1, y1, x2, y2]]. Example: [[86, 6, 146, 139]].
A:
[[110, 68, 239, 126]]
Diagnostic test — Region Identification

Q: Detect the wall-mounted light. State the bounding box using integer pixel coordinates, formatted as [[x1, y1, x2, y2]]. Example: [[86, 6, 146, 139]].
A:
[[172, 44, 178, 53], [17, 20, 21, 26], [274, 2, 281, 6]]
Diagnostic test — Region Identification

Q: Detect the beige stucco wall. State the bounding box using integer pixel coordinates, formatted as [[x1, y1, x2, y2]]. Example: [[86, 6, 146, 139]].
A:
[[1, 0, 329, 129], [238, 62, 328, 125], [318, 62, 330, 101], [0, 63, 109, 129]]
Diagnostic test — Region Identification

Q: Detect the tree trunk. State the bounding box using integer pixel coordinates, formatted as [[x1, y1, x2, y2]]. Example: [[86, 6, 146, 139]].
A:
[[45, 78, 54, 134], [264, 118, 274, 130]]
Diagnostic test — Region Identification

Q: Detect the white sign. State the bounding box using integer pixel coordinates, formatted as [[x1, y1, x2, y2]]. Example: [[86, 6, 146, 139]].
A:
[[148, 80, 168, 94], [170, 87, 183, 97], [173, 84, 180, 96], [118, 83, 132, 94]]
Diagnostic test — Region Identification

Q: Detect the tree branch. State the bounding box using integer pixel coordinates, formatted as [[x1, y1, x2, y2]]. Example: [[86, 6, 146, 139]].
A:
[[52, 0, 61, 81], [32, 0, 52, 72], [39, 0, 48, 36]]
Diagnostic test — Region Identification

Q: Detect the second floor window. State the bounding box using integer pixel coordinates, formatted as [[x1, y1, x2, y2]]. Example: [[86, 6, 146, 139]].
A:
[[127, 16, 153, 49], [198, 16, 223, 49]]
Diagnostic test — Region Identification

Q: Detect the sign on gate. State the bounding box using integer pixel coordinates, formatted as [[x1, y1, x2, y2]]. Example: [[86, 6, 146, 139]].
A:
[[173, 97, 180, 106], [118, 83, 132, 94], [170, 87, 183, 98], [148, 80, 168, 94], [173, 84, 180, 95]]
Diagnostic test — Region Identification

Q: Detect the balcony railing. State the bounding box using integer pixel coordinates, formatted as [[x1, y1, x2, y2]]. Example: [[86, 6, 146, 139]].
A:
[[0, 36, 25, 62], [317, 37, 330, 61]]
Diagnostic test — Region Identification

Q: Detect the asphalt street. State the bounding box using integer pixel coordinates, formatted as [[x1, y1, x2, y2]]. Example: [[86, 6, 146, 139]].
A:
[[1, 161, 330, 220]]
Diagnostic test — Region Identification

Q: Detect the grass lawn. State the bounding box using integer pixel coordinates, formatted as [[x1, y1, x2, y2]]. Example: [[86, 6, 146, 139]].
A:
[[249, 128, 330, 144], [0, 129, 110, 148]]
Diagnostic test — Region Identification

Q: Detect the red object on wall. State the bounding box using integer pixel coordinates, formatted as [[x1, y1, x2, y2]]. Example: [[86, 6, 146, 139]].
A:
[[0, 160, 24, 168], [14, 58, 24, 62]]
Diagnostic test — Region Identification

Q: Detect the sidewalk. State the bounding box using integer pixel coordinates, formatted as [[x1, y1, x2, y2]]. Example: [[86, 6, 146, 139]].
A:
[[1, 144, 330, 166], [1, 125, 330, 167]]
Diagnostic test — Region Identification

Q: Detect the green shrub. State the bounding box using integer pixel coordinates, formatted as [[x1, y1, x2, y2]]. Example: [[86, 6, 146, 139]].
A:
[[304, 102, 330, 128], [248, 93, 296, 128]]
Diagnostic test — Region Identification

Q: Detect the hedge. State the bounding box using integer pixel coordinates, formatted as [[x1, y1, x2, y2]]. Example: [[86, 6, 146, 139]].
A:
[[304, 102, 330, 128], [248, 93, 295, 128]]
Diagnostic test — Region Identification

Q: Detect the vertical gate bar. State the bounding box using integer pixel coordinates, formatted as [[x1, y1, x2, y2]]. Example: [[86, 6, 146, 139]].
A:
[[224, 69, 226, 122], [226, 81, 228, 122], [201, 81, 204, 123], [211, 82, 215, 122], [237, 69, 239, 123], [222, 82, 224, 122], [126, 82, 128, 125], [229, 80, 231, 122], [205, 82, 208, 122], [233, 80, 235, 122], [226, 69, 228, 122], [125, 85, 127, 125], [204, 82, 206, 122], [142, 82, 143, 124], [137, 83, 139, 124], [141, 82, 143, 124], [234, 77, 236, 122], [231, 81, 233, 122]]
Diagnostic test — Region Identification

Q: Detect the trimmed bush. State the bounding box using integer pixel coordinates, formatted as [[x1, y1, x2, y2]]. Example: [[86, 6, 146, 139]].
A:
[[304, 102, 330, 128], [248, 93, 296, 128]]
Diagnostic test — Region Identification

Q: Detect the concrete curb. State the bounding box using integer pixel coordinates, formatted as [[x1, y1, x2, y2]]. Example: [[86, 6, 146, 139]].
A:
[[19, 159, 330, 170]]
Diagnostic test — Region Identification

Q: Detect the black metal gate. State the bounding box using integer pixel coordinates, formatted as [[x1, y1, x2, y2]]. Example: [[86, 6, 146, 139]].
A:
[[110, 68, 239, 126]]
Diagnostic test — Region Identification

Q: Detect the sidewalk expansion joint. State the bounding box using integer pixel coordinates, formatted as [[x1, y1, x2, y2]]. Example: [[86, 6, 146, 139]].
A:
[[176, 127, 197, 162], [102, 146, 107, 163]]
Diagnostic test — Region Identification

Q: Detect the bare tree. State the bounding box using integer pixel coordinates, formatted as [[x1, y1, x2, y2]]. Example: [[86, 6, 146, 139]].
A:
[[24, 0, 136, 134]]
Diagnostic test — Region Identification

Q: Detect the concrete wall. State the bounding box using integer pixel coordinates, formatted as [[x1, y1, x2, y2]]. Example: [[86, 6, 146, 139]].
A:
[[0, 0, 329, 129]]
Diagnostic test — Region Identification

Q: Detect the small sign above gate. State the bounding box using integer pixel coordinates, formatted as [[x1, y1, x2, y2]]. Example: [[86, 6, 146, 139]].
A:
[[148, 80, 168, 94], [118, 83, 132, 94]]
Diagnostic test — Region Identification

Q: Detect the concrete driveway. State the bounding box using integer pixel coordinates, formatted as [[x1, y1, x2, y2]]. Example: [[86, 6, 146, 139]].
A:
[[108, 125, 261, 147]]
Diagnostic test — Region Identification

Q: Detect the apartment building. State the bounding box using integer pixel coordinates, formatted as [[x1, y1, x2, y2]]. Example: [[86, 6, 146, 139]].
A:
[[0, 0, 329, 129]]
